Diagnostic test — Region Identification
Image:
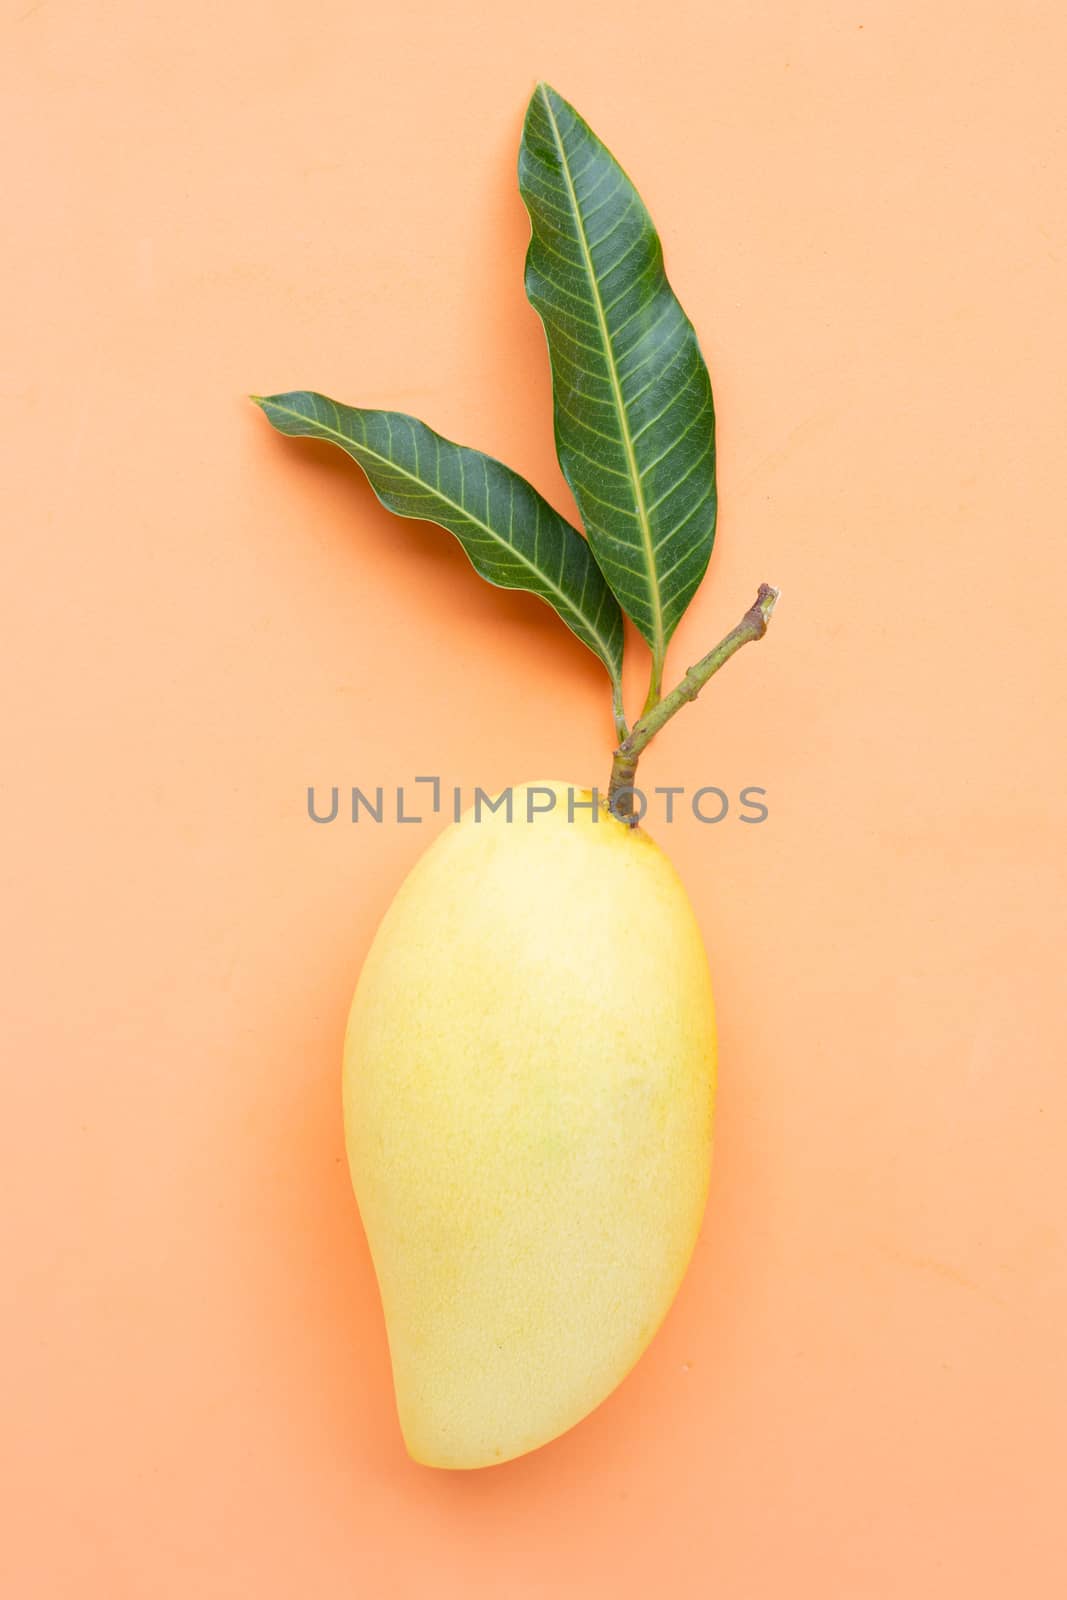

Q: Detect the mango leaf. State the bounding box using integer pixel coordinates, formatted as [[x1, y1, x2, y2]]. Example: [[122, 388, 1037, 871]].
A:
[[252, 392, 624, 686], [519, 83, 717, 686]]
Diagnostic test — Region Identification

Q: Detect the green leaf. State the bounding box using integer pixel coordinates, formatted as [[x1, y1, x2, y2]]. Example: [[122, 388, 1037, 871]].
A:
[[253, 391, 624, 686], [519, 83, 717, 685]]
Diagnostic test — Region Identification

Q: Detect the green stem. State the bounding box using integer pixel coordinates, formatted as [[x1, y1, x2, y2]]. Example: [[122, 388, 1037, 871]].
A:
[[642, 653, 664, 718], [612, 681, 629, 745], [607, 583, 780, 822]]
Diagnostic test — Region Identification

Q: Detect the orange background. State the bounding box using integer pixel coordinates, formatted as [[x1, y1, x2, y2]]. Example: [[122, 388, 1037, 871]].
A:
[[4, 2, 1065, 1594]]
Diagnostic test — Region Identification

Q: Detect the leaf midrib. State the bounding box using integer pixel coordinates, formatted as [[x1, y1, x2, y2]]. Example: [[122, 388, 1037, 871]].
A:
[[262, 396, 620, 673], [536, 83, 666, 668]]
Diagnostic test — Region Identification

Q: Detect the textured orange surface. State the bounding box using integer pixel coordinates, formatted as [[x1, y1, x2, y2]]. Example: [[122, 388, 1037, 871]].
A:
[[3, 2, 1065, 1594]]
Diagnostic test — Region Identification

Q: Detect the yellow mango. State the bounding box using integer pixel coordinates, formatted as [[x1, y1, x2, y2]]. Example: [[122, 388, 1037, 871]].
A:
[[343, 782, 715, 1468]]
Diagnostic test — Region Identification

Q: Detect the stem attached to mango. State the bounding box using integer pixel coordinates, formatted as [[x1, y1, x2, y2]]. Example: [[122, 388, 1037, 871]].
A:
[[607, 583, 781, 823]]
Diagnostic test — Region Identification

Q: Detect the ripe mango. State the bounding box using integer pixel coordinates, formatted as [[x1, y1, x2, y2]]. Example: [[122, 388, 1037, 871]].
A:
[[343, 782, 715, 1467]]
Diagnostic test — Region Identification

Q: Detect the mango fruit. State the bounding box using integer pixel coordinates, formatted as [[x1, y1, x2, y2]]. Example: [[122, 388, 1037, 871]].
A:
[[343, 782, 715, 1468]]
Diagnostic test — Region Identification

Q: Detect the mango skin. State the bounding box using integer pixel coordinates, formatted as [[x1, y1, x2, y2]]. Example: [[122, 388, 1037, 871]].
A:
[[343, 781, 715, 1468]]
